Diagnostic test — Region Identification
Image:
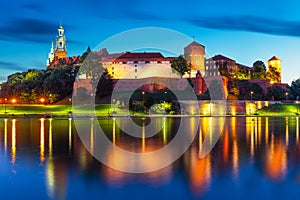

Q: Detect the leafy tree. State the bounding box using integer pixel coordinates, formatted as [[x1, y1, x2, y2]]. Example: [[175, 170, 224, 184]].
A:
[[171, 55, 190, 78], [252, 61, 266, 80], [265, 85, 288, 100], [289, 78, 300, 100], [95, 69, 114, 97], [236, 66, 251, 80], [238, 82, 264, 100], [266, 65, 280, 83]]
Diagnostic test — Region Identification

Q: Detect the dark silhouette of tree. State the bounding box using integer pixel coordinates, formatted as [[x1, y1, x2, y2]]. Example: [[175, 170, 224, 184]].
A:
[[289, 78, 300, 100], [252, 61, 266, 80]]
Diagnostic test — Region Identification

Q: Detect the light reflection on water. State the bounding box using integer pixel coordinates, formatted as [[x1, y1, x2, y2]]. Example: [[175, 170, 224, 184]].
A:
[[0, 117, 299, 199]]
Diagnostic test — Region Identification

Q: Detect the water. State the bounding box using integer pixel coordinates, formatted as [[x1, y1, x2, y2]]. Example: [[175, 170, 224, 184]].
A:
[[0, 116, 299, 200]]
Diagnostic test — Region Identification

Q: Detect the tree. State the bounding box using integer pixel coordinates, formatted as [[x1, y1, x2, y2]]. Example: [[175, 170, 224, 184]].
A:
[[252, 61, 266, 80], [171, 55, 190, 78], [265, 85, 288, 100], [289, 78, 300, 100], [266, 65, 280, 83], [95, 69, 114, 97], [238, 82, 264, 100], [236, 66, 251, 80]]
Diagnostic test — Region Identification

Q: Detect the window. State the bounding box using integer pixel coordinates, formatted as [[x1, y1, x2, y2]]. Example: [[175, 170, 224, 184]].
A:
[[123, 62, 127, 64], [60, 42, 62, 47], [135, 69, 137, 72], [134, 61, 138, 64], [145, 61, 150, 64], [112, 67, 114, 70]]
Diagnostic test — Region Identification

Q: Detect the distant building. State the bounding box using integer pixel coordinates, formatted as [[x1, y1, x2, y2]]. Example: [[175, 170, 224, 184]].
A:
[[46, 23, 67, 67], [205, 54, 237, 77], [184, 41, 206, 77], [101, 51, 174, 79], [267, 56, 281, 83]]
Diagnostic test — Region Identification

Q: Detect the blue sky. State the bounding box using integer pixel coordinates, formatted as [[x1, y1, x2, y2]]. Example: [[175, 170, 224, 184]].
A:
[[0, 0, 300, 84]]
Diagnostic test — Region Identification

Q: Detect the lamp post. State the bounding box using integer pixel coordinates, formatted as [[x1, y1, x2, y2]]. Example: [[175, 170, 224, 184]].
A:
[[142, 91, 145, 111], [250, 91, 254, 101], [285, 92, 289, 102]]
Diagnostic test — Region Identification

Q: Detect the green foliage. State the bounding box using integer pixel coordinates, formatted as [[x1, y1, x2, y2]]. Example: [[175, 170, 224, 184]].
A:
[[252, 60, 266, 80], [238, 82, 264, 100], [0, 65, 78, 104], [149, 102, 173, 114], [289, 78, 300, 100], [265, 85, 288, 100], [256, 103, 300, 116], [236, 66, 251, 80], [171, 55, 190, 78]]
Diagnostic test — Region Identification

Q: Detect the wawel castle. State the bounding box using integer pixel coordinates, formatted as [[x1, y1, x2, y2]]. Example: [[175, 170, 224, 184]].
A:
[[46, 24, 286, 98]]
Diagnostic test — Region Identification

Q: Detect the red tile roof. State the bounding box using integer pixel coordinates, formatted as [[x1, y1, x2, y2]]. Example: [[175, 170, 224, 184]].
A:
[[211, 54, 235, 62], [102, 52, 173, 62], [268, 56, 280, 61]]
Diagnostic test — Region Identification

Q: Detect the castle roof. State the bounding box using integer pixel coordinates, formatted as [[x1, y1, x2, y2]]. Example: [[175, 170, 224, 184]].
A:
[[102, 52, 173, 62], [268, 56, 280, 61], [185, 41, 205, 48], [210, 54, 235, 62]]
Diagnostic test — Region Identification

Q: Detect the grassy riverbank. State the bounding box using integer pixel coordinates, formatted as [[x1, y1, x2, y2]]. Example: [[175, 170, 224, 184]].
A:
[[255, 103, 300, 116]]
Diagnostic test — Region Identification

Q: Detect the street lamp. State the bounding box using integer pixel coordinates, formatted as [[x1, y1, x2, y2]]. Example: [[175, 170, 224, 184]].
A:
[[285, 92, 289, 101], [142, 91, 145, 111], [40, 98, 45, 104], [250, 91, 254, 101]]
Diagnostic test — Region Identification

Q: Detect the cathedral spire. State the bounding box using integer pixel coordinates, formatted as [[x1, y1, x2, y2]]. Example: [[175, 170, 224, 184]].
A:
[[55, 22, 67, 59]]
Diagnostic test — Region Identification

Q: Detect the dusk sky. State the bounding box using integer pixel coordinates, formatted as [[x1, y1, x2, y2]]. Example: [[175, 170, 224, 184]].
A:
[[0, 0, 300, 84]]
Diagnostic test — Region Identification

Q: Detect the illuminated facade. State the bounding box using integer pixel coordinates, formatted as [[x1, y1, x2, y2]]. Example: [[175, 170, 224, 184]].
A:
[[46, 23, 67, 67], [184, 41, 206, 77], [267, 56, 281, 83]]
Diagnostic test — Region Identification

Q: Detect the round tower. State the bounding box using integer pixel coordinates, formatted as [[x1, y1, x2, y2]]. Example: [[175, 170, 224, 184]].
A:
[[268, 56, 281, 83]]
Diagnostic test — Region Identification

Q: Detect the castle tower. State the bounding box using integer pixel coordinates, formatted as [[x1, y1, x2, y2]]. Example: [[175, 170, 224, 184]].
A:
[[184, 41, 205, 77], [46, 42, 55, 67], [55, 23, 67, 59], [268, 56, 281, 83]]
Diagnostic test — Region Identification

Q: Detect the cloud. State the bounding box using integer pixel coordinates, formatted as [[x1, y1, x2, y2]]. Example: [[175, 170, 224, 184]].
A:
[[0, 61, 27, 71], [188, 16, 300, 37], [0, 18, 66, 43]]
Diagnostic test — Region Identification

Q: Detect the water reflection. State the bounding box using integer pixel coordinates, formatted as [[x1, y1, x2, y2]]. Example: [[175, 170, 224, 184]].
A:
[[0, 116, 299, 199]]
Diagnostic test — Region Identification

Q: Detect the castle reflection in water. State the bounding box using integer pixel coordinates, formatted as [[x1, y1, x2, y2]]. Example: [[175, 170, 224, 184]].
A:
[[0, 116, 299, 199]]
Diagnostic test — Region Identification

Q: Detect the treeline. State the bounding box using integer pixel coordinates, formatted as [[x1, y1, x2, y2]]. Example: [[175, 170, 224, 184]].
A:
[[0, 65, 78, 104]]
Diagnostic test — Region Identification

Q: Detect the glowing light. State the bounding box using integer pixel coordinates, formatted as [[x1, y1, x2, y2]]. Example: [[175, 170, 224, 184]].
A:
[[11, 119, 16, 165], [11, 98, 16, 104], [296, 117, 299, 143], [4, 118, 7, 152], [40, 118, 45, 162], [142, 124, 145, 152], [232, 140, 239, 178], [90, 118, 94, 154], [48, 118, 53, 157], [285, 117, 289, 146], [40, 98, 45, 104], [112, 118, 116, 144], [68, 118, 72, 153]]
